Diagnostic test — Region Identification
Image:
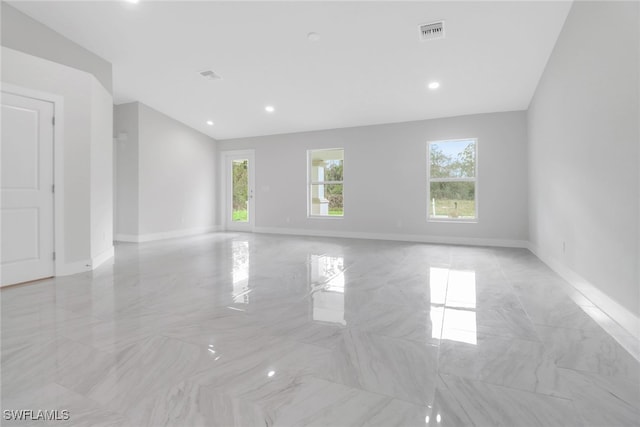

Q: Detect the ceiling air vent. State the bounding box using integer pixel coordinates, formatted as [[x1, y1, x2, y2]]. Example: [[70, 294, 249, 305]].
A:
[[419, 21, 445, 41], [198, 69, 222, 81]]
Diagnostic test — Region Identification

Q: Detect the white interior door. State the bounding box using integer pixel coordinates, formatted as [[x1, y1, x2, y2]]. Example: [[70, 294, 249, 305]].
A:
[[1, 92, 55, 286], [225, 151, 255, 231]]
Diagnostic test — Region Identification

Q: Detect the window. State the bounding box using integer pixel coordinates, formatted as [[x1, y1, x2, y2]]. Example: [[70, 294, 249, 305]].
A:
[[308, 148, 344, 217], [427, 139, 477, 221]]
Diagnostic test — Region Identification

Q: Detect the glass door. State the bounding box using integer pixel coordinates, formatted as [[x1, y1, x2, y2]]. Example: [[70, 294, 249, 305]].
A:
[[225, 151, 255, 231]]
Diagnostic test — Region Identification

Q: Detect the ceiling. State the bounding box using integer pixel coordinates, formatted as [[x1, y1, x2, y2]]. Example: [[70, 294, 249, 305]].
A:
[[8, 1, 573, 140]]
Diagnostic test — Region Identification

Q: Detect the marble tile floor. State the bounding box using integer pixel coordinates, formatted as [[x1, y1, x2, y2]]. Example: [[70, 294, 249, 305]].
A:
[[1, 232, 639, 426]]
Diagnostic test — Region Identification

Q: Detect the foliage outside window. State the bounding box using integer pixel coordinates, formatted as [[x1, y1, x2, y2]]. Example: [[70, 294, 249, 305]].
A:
[[232, 159, 249, 222], [428, 139, 477, 221], [308, 149, 344, 217]]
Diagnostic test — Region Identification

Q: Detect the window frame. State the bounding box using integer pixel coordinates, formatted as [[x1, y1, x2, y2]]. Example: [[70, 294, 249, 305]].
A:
[[307, 148, 344, 219], [426, 138, 478, 223]]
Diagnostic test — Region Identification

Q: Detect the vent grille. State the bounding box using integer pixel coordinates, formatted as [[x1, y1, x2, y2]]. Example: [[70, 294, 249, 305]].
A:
[[198, 69, 222, 80], [419, 21, 445, 41]]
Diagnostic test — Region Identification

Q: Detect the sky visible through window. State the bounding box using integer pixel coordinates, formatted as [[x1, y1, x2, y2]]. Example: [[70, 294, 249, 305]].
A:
[[431, 139, 474, 159]]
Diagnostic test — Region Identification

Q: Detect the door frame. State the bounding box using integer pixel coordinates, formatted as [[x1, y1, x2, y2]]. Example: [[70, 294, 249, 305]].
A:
[[2, 83, 64, 279], [220, 150, 255, 232]]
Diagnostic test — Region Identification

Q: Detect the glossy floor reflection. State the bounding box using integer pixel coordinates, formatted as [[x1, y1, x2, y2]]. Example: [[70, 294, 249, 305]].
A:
[[2, 233, 639, 426]]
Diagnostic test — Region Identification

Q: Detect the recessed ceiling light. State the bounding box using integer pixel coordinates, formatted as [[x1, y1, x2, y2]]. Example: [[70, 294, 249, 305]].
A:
[[125, 0, 139, 4], [206, 120, 214, 126], [428, 81, 440, 90], [307, 32, 320, 42], [265, 105, 275, 113]]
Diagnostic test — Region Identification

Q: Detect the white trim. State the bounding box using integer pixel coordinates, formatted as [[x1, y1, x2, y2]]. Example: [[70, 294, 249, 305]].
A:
[[429, 218, 478, 224], [254, 226, 528, 248], [56, 259, 92, 276], [114, 234, 141, 243], [307, 215, 344, 220], [1, 83, 66, 278], [429, 177, 476, 183], [115, 225, 220, 243], [528, 242, 640, 356], [92, 246, 114, 269], [114, 234, 139, 243]]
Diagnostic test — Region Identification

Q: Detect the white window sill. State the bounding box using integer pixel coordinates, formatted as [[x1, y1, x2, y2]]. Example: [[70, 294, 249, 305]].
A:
[[308, 215, 344, 220], [428, 218, 478, 224]]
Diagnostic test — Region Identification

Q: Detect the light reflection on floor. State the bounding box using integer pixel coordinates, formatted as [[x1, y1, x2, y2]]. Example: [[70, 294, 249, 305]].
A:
[[3, 233, 636, 426], [430, 267, 478, 345], [310, 254, 346, 325], [232, 240, 250, 304]]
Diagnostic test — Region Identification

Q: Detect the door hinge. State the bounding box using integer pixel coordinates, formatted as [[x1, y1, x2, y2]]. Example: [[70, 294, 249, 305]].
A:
[[52, 116, 56, 126], [52, 184, 55, 193], [53, 252, 56, 261]]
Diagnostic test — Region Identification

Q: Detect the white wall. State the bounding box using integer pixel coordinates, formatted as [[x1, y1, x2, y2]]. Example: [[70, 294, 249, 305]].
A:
[[2, 47, 114, 272], [1, 2, 112, 93], [113, 103, 139, 236], [218, 111, 528, 246], [113, 102, 218, 241], [138, 103, 218, 236], [90, 78, 114, 263], [528, 1, 639, 318]]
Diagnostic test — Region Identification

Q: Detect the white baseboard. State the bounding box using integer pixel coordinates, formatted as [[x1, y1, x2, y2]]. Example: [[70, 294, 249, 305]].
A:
[[528, 243, 640, 339], [92, 246, 114, 269], [114, 233, 140, 242], [54, 247, 113, 278], [253, 226, 529, 248], [115, 225, 221, 243], [56, 259, 92, 276]]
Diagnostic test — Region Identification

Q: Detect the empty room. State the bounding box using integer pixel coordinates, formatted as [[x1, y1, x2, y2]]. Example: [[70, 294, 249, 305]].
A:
[[1, 0, 638, 426]]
